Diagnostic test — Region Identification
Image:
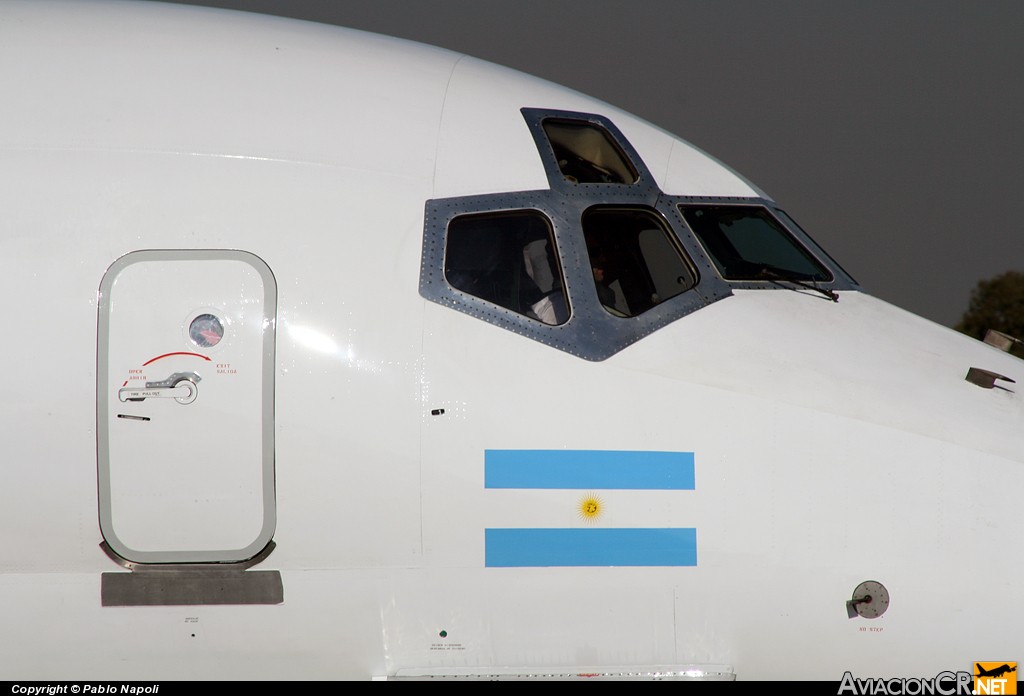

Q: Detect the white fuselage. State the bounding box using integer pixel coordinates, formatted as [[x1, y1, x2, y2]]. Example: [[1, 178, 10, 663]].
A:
[[0, 0, 1020, 681]]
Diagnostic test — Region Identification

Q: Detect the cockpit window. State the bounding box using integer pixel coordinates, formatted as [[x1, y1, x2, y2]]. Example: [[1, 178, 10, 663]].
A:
[[445, 211, 568, 325], [582, 208, 696, 317], [680, 205, 833, 282], [542, 119, 639, 184]]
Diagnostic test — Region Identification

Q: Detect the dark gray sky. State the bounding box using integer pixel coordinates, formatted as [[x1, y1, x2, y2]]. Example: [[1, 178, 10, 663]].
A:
[[164, 0, 1024, 328]]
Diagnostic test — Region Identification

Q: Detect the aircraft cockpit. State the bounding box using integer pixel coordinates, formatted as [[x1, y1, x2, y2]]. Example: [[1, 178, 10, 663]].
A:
[[419, 108, 859, 360]]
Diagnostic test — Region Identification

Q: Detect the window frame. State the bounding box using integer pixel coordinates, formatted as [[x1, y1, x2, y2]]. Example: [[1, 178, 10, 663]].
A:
[[674, 198, 858, 292], [443, 209, 571, 326], [419, 110, 860, 361], [679, 203, 834, 282], [581, 205, 699, 318]]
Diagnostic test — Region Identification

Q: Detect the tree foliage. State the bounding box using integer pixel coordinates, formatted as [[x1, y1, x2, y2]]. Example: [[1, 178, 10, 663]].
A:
[[955, 271, 1024, 358]]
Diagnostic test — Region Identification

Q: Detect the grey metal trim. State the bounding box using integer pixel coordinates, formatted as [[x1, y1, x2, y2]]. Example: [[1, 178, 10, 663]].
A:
[[421, 192, 727, 361], [99, 539, 277, 571], [100, 538, 282, 607], [419, 109, 859, 361], [388, 664, 736, 681], [96, 249, 278, 564], [521, 107, 662, 196], [101, 570, 283, 606], [672, 196, 861, 293]]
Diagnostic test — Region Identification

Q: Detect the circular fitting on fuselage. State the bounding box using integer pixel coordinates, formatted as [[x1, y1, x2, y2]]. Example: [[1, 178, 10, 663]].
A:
[[848, 580, 890, 619], [173, 378, 198, 404]]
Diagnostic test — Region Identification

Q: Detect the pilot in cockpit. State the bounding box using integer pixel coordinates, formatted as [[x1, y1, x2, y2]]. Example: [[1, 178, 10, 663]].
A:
[[590, 256, 617, 308]]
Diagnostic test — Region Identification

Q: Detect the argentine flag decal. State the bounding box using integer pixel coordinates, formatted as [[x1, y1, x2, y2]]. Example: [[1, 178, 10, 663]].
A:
[[484, 450, 697, 568]]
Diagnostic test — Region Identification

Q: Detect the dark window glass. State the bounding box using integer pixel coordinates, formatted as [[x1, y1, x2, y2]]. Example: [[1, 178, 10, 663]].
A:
[[542, 119, 639, 184], [775, 209, 857, 285], [680, 205, 832, 282], [582, 208, 696, 317], [445, 211, 568, 325]]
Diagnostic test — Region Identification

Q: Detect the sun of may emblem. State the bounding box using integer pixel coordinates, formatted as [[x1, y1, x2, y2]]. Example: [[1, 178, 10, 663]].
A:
[[577, 494, 604, 523]]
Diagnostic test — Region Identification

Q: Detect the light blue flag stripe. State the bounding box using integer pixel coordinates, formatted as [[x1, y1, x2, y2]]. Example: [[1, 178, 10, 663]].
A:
[[485, 528, 697, 567], [484, 450, 694, 489]]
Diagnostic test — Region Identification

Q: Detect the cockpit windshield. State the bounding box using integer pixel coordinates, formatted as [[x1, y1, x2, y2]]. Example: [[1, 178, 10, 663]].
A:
[[422, 109, 857, 361], [680, 205, 832, 282], [582, 207, 696, 317]]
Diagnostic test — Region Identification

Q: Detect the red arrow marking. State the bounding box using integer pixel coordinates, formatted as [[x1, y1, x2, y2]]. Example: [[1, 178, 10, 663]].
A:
[[142, 351, 211, 366]]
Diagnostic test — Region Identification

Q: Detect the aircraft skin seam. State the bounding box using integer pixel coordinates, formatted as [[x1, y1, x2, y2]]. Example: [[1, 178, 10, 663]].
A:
[[430, 53, 468, 200]]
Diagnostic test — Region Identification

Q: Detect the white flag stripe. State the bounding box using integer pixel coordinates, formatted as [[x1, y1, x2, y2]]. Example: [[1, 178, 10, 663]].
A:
[[484, 489, 697, 528]]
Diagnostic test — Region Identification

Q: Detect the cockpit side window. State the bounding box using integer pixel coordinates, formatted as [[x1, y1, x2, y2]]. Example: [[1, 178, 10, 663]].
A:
[[680, 205, 833, 282], [445, 211, 569, 326], [582, 208, 696, 317], [541, 119, 639, 184]]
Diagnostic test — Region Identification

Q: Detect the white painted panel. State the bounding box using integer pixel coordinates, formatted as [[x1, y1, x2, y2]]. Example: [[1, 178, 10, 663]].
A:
[[98, 250, 276, 563]]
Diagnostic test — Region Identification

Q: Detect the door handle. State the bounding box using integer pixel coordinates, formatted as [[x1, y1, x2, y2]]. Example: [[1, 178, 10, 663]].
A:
[[118, 372, 201, 404]]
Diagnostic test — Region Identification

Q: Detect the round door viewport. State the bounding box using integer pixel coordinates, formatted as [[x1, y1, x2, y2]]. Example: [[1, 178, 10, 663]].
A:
[[189, 313, 224, 348]]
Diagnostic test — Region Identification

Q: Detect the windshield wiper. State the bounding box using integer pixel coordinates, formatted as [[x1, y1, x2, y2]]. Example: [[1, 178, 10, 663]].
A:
[[755, 266, 839, 303]]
